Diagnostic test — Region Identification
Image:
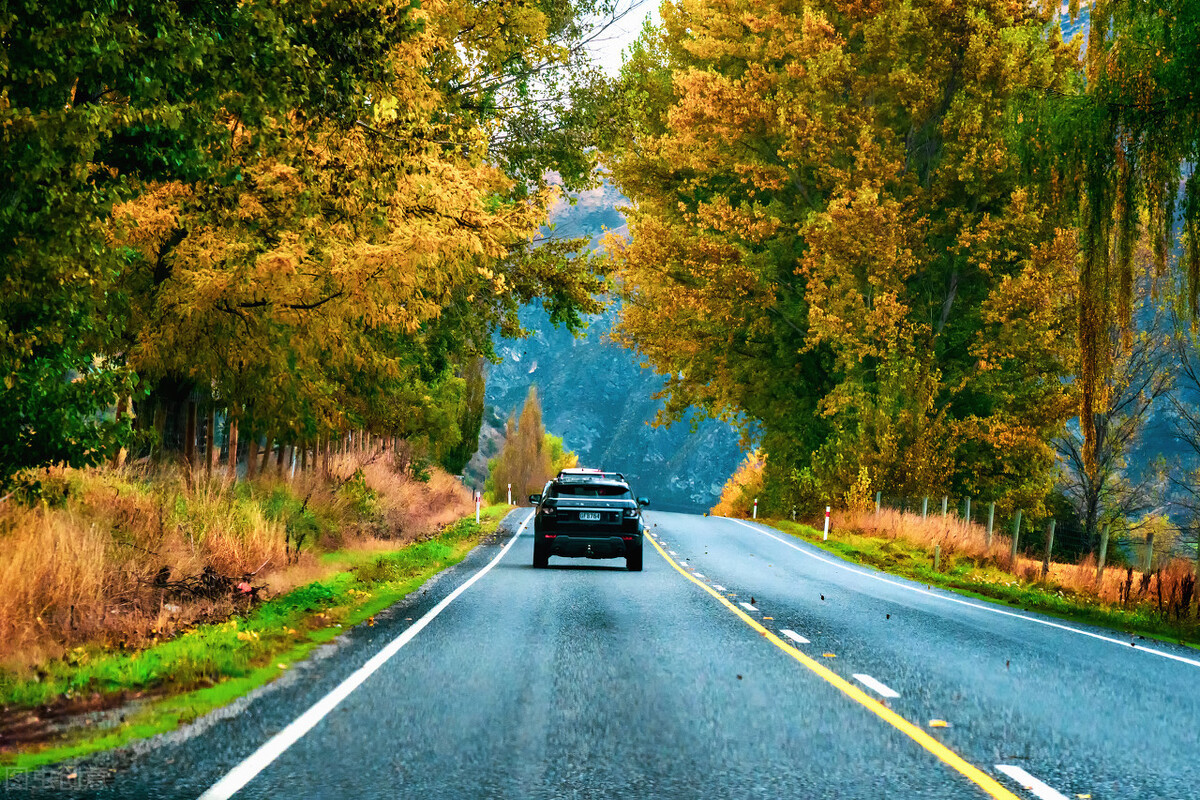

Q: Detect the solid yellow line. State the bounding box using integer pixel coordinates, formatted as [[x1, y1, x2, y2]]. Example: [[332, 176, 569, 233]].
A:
[[645, 533, 1019, 800]]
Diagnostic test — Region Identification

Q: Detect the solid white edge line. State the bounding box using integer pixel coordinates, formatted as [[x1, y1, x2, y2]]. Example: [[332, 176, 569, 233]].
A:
[[198, 511, 534, 800], [779, 628, 810, 645], [738, 601, 758, 612], [725, 518, 1200, 669], [994, 765, 1070, 800], [852, 673, 901, 699]]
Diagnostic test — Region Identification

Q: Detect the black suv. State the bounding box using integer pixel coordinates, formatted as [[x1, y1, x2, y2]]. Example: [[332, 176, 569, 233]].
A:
[[529, 469, 649, 570]]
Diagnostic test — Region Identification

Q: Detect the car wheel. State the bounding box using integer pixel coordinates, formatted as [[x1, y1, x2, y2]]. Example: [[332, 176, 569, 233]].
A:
[[626, 541, 643, 571], [533, 542, 549, 568]]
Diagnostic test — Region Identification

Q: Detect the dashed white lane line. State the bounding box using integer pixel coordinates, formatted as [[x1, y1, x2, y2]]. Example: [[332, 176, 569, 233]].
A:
[[994, 766, 1070, 800], [779, 629, 810, 645], [739, 601, 759, 612], [694, 572, 705, 578], [852, 673, 900, 699], [669, 550, 678, 555], [725, 518, 1200, 669], [198, 512, 534, 800], [713, 585, 727, 592]]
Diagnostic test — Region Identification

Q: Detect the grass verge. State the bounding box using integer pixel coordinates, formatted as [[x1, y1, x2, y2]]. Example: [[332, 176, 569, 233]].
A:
[[0, 504, 512, 774], [761, 518, 1200, 651]]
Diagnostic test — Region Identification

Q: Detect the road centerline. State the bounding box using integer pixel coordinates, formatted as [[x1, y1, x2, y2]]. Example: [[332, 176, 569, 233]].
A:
[[994, 765, 1071, 800], [644, 529, 1020, 800], [197, 511, 534, 800], [853, 673, 901, 699]]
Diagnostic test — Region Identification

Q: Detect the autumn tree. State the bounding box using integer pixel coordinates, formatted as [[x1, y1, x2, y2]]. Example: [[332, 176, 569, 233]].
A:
[[601, 0, 1079, 512], [1, 0, 616, 485], [486, 387, 559, 504]]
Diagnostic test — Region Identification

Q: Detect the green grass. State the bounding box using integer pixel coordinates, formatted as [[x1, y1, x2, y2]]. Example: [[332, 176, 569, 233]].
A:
[[0, 504, 511, 774], [764, 519, 1200, 651]]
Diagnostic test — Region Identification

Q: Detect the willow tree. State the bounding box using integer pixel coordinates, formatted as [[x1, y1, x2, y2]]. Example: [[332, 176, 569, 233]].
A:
[[1041, 1, 1200, 471], [601, 0, 1080, 512]]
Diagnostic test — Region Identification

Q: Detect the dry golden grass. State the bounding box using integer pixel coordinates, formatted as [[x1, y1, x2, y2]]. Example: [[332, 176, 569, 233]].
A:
[[836, 508, 1015, 569], [0, 449, 474, 670], [839, 507, 1198, 611]]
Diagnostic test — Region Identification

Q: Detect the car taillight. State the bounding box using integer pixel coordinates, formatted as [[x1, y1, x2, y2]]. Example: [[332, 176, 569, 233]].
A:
[[623, 508, 638, 518], [622, 535, 634, 541], [543, 534, 556, 539]]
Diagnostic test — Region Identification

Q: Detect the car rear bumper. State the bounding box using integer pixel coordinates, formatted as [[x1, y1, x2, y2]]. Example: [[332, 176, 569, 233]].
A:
[[544, 533, 640, 559]]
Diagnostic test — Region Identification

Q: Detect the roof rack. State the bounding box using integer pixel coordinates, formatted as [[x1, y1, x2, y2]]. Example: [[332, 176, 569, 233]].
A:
[[556, 468, 626, 483]]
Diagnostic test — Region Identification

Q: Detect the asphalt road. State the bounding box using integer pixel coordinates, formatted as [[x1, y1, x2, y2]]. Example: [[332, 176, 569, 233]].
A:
[[7, 510, 1200, 799]]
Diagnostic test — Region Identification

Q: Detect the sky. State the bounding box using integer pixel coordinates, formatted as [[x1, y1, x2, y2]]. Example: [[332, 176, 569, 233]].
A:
[[586, 0, 659, 77]]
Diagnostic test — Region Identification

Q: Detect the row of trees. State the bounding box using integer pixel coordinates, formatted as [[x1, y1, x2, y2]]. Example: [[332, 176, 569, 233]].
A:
[[1, 0, 622, 488], [485, 387, 577, 503], [599, 0, 1200, 555]]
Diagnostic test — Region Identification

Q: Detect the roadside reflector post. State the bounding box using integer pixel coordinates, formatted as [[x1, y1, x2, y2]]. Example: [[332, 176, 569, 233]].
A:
[[475, 492, 481, 524], [823, 506, 831, 541], [508, 483, 512, 506], [921, 496, 928, 521], [1042, 519, 1056, 579], [986, 502, 995, 548], [875, 491, 881, 516], [934, 544, 941, 572], [1096, 523, 1110, 583], [753, 498, 758, 519], [1011, 510, 1022, 562], [941, 495, 948, 520]]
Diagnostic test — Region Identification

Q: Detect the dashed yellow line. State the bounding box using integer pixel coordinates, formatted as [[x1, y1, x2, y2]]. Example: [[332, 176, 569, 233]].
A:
[[646, 534, 1020, 800]]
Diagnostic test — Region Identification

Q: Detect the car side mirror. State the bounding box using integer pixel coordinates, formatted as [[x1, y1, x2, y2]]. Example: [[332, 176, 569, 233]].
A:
[[638, 497, 649, 507], [528, 494, 542, 504]]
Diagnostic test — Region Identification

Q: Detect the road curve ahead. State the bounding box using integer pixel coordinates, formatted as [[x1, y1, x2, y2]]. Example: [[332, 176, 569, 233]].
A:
[[10, 510, 1199, 799]]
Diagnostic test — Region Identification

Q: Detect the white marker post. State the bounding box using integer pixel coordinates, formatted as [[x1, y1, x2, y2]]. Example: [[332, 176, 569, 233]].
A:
[[753, 498, 758, 519], [507, 483, 512, 506], [823, 506, 831, 541], [475, 491, 480, 524]]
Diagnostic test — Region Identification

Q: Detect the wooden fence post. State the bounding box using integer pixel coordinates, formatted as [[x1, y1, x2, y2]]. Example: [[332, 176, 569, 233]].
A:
[[964, 496, 972, 526], [875, 491, 882, 516], [934, 544, 941, 572], [1096, 523, 1110, 583], [941, 496, 948, 519], [922, 497, 929, 521], [1041, 519, 1056, 579], [1144, 532, 1155, 572], [986, 502, 995, 548], [1010, 510, 1022, 561]]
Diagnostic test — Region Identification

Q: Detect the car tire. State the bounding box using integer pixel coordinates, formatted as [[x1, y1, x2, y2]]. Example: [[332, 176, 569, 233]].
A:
[[533, 541, 549, 568], [626, 541, 643, 571]]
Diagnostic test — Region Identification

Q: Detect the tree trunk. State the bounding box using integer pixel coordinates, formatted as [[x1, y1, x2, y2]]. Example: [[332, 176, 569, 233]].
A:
[[205, 407, 217, 476], [152, 403, 167, 462], [184, 400, 197, 470], [246, 437, 259, 479], [226, 416, 239, 479], [300, 441, 308, 472], [275, 440, 286, 475], [261, 434, 274, 476]]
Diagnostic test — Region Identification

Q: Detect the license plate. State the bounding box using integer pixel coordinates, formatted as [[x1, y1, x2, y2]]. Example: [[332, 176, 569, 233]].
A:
[[579, 511, 602, 521]]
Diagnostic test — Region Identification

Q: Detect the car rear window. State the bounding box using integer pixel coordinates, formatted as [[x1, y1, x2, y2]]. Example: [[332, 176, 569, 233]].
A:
[[551, 484, 632, 499]]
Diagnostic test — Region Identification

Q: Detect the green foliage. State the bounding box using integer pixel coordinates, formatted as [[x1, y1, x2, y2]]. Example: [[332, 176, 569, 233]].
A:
[[0, 0, 614, 483], [602, 0, 1079, 508]]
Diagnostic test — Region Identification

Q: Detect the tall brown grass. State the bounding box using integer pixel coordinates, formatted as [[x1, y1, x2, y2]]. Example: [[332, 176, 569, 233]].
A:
[[835, 508, 1198, 614], [0, 450, 472, 670], [835, 508, 1015, 569]]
